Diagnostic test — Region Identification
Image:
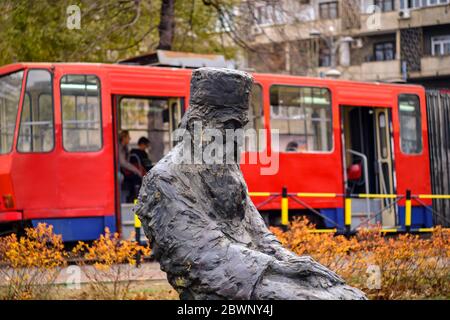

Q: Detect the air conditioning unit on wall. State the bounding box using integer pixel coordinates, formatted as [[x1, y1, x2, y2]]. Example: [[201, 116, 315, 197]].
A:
[[398, 9, 411, 20]]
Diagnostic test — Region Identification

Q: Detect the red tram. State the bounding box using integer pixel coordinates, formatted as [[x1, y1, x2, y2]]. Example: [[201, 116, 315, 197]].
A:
[[0, 63, 441, 241]]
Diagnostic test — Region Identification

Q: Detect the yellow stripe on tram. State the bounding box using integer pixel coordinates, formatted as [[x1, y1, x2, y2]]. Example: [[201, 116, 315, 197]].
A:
[[358, 194, 398, 199], [381, 228, 398, 233], [418, 194, 450, 199], [296, 192, 337, 198], [249, 192, 272, 197], [308, 229, 337, 234], [418, 228, 434, 233]]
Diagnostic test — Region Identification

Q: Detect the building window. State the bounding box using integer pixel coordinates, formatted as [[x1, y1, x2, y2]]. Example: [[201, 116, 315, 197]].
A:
[[61, 75, 102, 152], [17, 70, 54, 153], [431, 35, 450, 56], [319, 2, 339, 19], [269, 85, 332, 153], [254, 3, 285, 26], [400, 0, 420, 8], [0, 71, 23, 154], [374, 0, 395, 11], [244, 84, 265, 152], [374, 42, 395, 61], [401, 0, 448, 8], [319, 47, 331, 67], [399, 94, 422, 154]]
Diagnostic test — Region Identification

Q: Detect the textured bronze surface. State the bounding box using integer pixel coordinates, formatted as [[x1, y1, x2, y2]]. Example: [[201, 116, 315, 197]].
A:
[[135, 67, 367, 300]]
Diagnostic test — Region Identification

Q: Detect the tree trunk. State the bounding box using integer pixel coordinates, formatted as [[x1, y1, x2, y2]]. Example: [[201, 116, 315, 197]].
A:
[[157, 0, 176, 50]]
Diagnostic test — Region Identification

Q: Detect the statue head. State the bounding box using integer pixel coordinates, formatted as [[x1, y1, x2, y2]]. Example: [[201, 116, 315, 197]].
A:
[[175, 68, 254, 165], [181, 68, 253, 132]]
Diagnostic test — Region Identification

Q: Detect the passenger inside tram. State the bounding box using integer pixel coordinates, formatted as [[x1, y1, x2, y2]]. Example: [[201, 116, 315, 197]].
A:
[[285, 141, 299, 152], [117, 97, 184, 204], [130, 136, 153, 173], [118, 130, 143, 203]]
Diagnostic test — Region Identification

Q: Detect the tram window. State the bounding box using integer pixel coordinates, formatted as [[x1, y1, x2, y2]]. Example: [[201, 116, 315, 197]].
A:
[[119, 97, 183, 164], [61, 75, 102, 152], [244, 84, 265, 152], [378, 113, 388, 159], [17, 70, 54, 153], [399, 94, 422, 154], [269, 85, 332, 152], [0, 71, 24, 154]]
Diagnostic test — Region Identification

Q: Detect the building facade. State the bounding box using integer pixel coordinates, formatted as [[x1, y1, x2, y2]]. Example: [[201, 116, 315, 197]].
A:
[[240, 0, 450, 88]]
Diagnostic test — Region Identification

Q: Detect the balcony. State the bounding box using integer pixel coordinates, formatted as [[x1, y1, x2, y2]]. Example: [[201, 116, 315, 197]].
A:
[[409, 55, 450, 79], [355, 4, 450, 35], [319, 59, 402, 82], [358, 11, 400, 34], [360, 59, 402, 81], [398, 4, 450, 29], [312, 59, 402, 82], [250, 18, 342, 44]]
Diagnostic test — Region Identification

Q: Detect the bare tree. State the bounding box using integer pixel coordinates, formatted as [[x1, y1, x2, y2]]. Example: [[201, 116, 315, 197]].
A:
[[203, 0, 360, 75]]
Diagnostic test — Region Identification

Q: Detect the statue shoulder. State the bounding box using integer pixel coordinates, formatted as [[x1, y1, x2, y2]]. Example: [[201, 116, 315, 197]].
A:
[[135, 163, 171, 216], [145, 152, 176, 179]]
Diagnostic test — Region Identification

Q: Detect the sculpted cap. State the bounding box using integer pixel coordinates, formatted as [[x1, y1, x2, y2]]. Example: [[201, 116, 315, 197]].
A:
[[189, 67, 253, 111], [183, 68, 254, 128]]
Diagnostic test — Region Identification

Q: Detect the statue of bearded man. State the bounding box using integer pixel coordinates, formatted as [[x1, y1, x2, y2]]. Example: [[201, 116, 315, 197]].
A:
[[135, 67, 367, 300]]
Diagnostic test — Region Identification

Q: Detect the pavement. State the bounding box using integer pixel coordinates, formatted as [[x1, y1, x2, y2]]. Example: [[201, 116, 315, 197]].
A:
[[0, 262, 168, 285], [56, 262, 168, 284]]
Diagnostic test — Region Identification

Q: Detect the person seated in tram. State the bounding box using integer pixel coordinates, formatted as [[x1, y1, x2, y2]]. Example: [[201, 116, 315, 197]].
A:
[[118, 130, 143, 203], [285, 141, 299, 152], [130, 136, 153, 173]]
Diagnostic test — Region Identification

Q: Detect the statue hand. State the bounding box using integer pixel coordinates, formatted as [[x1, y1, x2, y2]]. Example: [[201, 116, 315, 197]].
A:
[[272, 255, 344, 284]]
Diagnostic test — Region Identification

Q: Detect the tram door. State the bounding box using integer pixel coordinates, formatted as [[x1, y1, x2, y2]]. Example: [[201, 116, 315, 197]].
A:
[[341, 106, 396, 228], [113, 95, 184, 239], [374, 109, 396, 227]]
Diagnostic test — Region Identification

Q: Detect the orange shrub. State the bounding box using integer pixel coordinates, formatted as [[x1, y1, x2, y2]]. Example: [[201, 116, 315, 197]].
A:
[[72, 228, 151, 299], [0, 223, 67, 299], [271, 218, 450, 300]]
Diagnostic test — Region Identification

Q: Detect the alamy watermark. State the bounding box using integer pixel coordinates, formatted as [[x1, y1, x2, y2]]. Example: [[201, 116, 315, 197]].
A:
[[366, 264, 382, 290], [65, 265, 82, 290], [66, 5, 81, 30]]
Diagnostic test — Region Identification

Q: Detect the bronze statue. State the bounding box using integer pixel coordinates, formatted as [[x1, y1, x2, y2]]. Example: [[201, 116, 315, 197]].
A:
[[135, 68, 367, 300]]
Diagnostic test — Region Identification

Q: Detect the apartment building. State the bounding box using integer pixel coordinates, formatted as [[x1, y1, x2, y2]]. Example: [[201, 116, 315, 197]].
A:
[[240, 0, 450, 88]]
